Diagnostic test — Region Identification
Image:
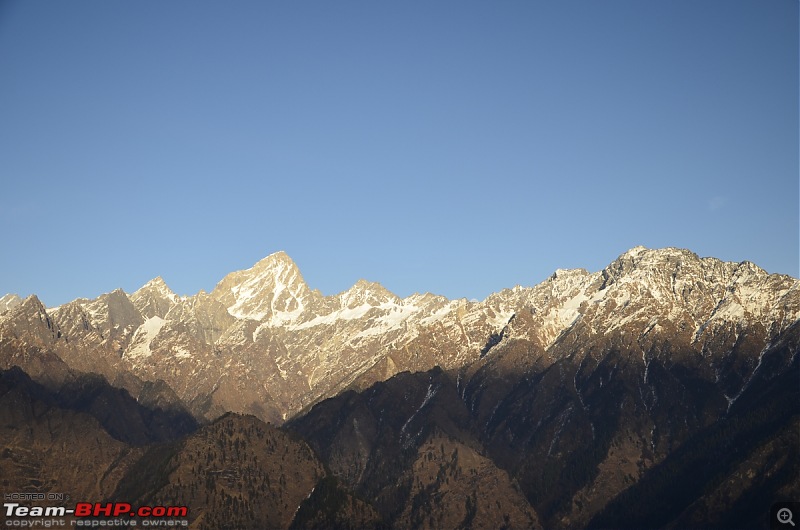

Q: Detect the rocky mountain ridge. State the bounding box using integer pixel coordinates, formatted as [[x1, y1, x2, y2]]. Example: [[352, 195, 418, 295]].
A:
[[1, 246, 797, 529], [1, 246, 797, 425]]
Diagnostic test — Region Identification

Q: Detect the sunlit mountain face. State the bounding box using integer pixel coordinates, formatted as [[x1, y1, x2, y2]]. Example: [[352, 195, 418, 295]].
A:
[[1, 246, 797, 529]]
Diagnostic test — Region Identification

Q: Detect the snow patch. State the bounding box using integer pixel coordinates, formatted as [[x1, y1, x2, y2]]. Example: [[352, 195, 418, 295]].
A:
[[126, 316, 165, 359], [291, 303, 375, 330], [400, 382, 438, 443]]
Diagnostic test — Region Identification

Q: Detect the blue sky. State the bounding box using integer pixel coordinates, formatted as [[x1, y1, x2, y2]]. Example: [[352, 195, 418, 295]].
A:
[[1, 0, 797, 306]]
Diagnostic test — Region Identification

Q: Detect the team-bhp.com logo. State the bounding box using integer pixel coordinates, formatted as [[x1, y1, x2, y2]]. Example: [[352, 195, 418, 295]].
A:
[[4, 502, 189, 527], [73, 504, 188, 518]]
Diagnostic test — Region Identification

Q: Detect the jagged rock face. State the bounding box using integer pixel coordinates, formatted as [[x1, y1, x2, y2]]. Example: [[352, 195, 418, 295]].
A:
[[1, 296, 61, 349], [210, 251, 321, 323], [0, 247, 797, 428], [0, 293, 22, 313], [449, 248, 799, 528], [0, 246, 797, 529], [130, 277, 179, 319]]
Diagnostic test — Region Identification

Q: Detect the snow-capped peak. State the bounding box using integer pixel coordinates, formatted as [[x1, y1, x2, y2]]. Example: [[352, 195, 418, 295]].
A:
[[210, 252, 313, 323], [135, 277, 178, 300], [251, 250, 295, 269], [0, 293, 23, 313], [339, 279, 399, 309], [131, 277, 180, 319]]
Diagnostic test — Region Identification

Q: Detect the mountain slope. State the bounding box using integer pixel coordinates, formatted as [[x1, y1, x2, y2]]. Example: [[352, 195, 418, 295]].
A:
[[287, 367, 542, 529], [0, 246, 796, 529], [1, 247, 796, 427]]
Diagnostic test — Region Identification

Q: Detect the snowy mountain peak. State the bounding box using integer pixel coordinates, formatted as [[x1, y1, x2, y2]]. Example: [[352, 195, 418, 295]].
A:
[[210, 252, 313, 322], [339, 279, 399, 308], [0, 294, 62, 347], [549, 268, 590, 281], [140, 276, 170, 290], [624, 244, 648, 255], [1, 245, 797, 429], [0, 293, 23, 313], [18, 294, 47, 313], [602, 247, 777, 289], [602, 247, 695, 285], [1, 295, 51, 329], [732, 259, 767, 279], [251, 250, 298, 273], [222, 252, 306, 288], [134, 277, 178, 299], [132, 277, 180, 319]]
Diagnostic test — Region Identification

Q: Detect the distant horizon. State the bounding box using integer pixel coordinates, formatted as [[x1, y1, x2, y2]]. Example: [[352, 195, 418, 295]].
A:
[[4, 244, 797, 309], [2, 1, 797, 307]]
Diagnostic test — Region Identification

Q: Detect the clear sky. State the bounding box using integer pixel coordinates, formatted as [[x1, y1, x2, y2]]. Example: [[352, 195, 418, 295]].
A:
[[1, 0, 797, 307]]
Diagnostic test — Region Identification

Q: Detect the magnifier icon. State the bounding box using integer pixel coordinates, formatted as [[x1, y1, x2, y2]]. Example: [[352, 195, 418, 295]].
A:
[[778, 508, 796, 526]]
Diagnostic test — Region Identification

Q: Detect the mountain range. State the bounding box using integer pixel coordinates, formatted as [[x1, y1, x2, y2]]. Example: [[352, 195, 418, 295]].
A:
[[1, 246, 797, 529]]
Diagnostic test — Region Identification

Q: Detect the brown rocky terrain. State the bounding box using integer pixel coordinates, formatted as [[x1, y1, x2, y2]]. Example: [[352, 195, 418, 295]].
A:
[[0, 367, 144, 501], [0, 246, 797, 529], [112, 413, 327, 529]]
